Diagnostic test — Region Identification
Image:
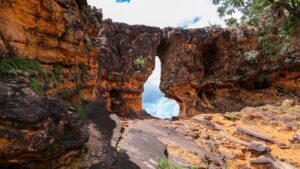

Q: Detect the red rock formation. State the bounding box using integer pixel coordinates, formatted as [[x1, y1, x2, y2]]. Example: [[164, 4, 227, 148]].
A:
[[0, 0, 300, 168], [98, 20, 162, 116], [159, 28, 300, 117], [0, 0, 101, 103], [1, 0, 299, 119]]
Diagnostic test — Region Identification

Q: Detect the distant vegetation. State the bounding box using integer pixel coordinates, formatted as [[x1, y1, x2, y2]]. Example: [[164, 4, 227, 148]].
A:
[[213, 0, 300, 28], [213, 0, 300, 62]]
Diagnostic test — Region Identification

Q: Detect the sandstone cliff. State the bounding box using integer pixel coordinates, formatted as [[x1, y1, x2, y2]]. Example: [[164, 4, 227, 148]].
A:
[[1, 0, 299, 118], [159, 27, 300, 117], [0, 0, 300, 168]]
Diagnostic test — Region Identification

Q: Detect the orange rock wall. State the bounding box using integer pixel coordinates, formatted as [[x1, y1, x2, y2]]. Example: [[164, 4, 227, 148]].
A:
[[0, 0, 101, 102], [0, 0, 299, 118], [159, 28, 300, 117]]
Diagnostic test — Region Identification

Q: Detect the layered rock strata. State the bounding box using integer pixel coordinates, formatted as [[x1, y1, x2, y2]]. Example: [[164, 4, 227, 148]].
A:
[[0, 0, 300, 168], [159, 28, 300, 117], [0, 0, 299, 117], [0, 0, 102, 103]]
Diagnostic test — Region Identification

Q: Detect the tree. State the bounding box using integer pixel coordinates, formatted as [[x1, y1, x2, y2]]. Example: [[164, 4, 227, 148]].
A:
[[212, 0, 300, 26], [225, 17, 238, 27], [213, 0, 300, 62]]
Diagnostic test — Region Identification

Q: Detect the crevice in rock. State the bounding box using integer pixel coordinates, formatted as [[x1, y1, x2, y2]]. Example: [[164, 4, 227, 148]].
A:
[[111, 126, 126, 168]]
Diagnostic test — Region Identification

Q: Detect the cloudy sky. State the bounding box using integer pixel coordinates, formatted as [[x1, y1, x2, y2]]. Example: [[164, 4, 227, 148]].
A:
[[87, 0, 238, 118], [87, 0, 236, 28], [142, 57, 179, 119]]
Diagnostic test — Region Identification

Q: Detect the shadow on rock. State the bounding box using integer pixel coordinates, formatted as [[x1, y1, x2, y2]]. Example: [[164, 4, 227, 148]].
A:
[[85, 98, 140, 169]]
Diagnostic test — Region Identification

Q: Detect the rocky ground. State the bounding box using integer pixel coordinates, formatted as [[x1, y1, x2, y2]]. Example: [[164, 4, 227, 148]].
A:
[[0, 77, 88, 169], [1, 76, 299, 169], [84, 100, 300, 169]]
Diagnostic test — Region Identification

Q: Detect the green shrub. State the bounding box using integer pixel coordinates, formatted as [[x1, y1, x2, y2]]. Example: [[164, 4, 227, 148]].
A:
[[258, 35, 276, 55], [74, 104, 87, 120], [81, 8, 92, 19], [157, 157, 195, 169], [278, 17, 300, 41], [225, 17, 238, 27], [83, 34, 92, 47], [134, 58, 145, 69], [0, 56, 41, 74], [29, 78, 43, 95]]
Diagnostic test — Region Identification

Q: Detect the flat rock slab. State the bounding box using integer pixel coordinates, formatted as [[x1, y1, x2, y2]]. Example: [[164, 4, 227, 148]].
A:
[[115, 128, 166, 169], [115, 119, 222, 169]]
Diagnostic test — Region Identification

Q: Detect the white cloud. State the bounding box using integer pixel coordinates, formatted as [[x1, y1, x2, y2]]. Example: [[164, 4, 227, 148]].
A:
[[142, 57, 179, 118], [177, 16, 201, 29], [87, 0, 241, 28], [146, 57, 161, 86], [143, 98, 179, 119]]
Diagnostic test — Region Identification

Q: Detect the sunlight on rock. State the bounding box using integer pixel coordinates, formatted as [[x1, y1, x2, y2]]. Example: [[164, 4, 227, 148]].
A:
[[142, 57, 179, 119]]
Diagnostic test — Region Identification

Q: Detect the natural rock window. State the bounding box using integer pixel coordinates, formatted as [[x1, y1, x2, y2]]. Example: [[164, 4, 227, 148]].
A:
[[142, 56, 179, 119]]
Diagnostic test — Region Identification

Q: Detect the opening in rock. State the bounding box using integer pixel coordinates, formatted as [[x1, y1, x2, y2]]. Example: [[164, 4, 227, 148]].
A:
[[142, 57, 179, 119]]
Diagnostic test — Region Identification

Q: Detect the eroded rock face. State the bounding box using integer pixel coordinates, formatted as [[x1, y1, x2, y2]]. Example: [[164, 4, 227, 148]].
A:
[[1, 0, 299, 118], [0, 0, 101, 103], [159, 28, 300, 117], [98, 20, 162, 116], [0, 0, 300, 168], [0, 78, 88, 169]]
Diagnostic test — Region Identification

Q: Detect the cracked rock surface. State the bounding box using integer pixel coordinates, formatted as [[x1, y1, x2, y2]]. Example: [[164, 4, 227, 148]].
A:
[[84, 100, 300, 169]]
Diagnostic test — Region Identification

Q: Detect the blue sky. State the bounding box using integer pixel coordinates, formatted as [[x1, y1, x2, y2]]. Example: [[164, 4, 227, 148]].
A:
[[116, 0, 130, 3], [87, 0, 241, 118]]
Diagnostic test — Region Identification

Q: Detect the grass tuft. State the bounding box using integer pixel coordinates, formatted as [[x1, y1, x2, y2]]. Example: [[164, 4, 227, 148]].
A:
[[74, 104, 87, 120], [0, 56, 41, 74], [29, 78, 43, 95], [158, 157, 196, 169]]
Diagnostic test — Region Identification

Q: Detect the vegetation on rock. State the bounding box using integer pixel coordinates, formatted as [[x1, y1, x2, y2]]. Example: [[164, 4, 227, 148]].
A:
[[29, 78, 44, 96], [84, 34, 92, 47], [158, 157, 196, 169], [213, 0, 300, 27], [214, 0, 300, 64], [0, 56, 41, 74], [133, 57, 145, 70], [74, 104, 87, 120]]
